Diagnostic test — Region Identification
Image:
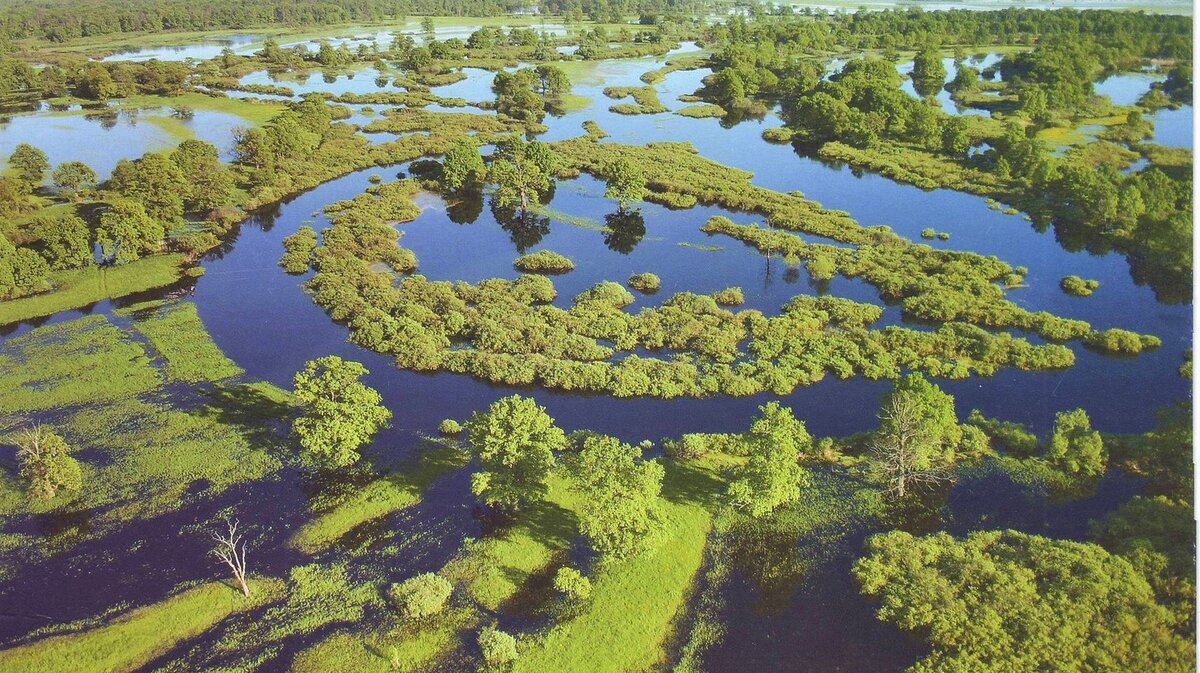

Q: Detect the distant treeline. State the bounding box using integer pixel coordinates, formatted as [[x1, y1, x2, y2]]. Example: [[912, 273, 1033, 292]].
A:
[[0, 0, 706, 44]]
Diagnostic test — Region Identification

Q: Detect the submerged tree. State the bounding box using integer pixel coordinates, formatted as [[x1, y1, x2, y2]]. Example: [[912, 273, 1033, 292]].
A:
[[603, 158, 648, 212], [441, 137, 486, 192], [869, 374, 960, 498], [210, 518, 251, 597], [465, 395, 564, 510], [569, 435, 663, 558], [1046, 408, 1106, 478], [487, 135, 557, 218], [726, 402, 811, 517], [16, 425, 82, 499], [292, 356, 392, 468]]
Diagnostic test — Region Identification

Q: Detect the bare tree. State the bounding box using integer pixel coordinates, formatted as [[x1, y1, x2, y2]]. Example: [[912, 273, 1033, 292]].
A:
[[869, 396, 952, 498], [210, 519, 251, 597]]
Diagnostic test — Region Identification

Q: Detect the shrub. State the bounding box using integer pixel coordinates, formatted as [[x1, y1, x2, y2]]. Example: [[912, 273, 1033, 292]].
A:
[[388, 573, 452, 620], [712, 287, 744, 306], [439, 418, 463, 435], [921, 228, 936, 239], [553, 567, 593, 602], [627, 272, 661, 294], [1060, 275, 1100, 297], [514, 250, 575, 274], [478, 627, 518, 668]]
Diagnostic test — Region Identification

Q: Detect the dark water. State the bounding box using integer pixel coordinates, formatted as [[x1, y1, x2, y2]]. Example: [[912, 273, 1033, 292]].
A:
[[0, 41, 1191, 672]]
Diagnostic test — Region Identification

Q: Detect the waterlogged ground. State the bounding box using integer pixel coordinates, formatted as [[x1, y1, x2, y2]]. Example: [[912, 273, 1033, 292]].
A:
[[0, 32, 1192, 673]]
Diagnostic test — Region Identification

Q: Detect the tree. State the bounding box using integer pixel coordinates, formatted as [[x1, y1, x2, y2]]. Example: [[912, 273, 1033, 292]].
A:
[[97, 200, 163, 264], [464, 395, 564, 510], [726, 402, 811, 517], [911, 44, 947, 98], [568, 435, 663, 558], [1046, 408, 1105, 478], [603, 158, 647, 212], [534, 64, 570, 97], [114, 152, 189, 221], [869, 373, 960, 498], [0, 236, 50, 299], [9, 144, 48, 188], [478, 627, 518, 669], [388, 573, 452, 619], [171, 140, 233, 212], [441, 137, 486, 192], [35, 212, 91, 269], [51, 161, 96, 199], [210, 519, 251, 597], [291, 356, 392, 468], [488, 136, 556, 217], [16, 426, 82, 499], [77, 62, 117, 101], [854, 529, 1194, 673], [553, 567, 592, 603]]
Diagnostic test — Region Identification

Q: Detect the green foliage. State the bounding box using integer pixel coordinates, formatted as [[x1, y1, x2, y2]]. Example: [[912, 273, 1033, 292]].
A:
[[439, 419, 463, 436], [111, 153, 189, 221], [51, 161, 96, 199], [0, 234, 50, 299], [478, 627, 518, 669], [711, 287, 744, 306], [514, 250, 575, 274], [488, 136, 557, 215], [465, 395, 565, 509], [553, 567, 593, 603], [291, 356, 391, 468], [9, 144, 48, 187], [389, 573, 453, 620], [442, 137, 486, 192], [1060, 275, 1100, 297], [855, 529, 1194, 673], [97, 200, 164, 264], [0, 254, 185, 325], [15, 426, 82, 500], [1046, 408, 1105, 478], [603, 158, 648, 211], [627, 272, 661, 294], [870, 373, 961, 497], [966, 409, 1038, 457], [726, 403, 811, 517], [32, 211, 91, 270], [603, 86, 668, 115], [281, 226, 318, 274], [568, 434, 664, 558]]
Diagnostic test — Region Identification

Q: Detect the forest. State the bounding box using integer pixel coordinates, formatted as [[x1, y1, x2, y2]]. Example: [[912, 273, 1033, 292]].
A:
[[0, 2, 1193, 673]]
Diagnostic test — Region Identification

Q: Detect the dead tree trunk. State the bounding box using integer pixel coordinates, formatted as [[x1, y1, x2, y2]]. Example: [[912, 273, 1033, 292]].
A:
[[210, 519, 251, 597]]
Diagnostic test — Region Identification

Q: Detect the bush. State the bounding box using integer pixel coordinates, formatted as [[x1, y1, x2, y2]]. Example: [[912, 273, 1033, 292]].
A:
[[712, 287, 744, 306], [921, 228, 936, 239], [514, 250, 575, 274], [1060, 275, 1100, 297], [478, 627, 518, 668], [388, 573, 452, 620], [553, 567, 593, 602], [439, 418, 463, 435], [627, 272, 661, 294]]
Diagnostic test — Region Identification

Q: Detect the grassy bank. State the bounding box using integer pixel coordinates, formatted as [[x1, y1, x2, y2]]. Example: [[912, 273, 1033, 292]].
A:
[[0, 579, 285, 673], [121, 300, 244, 383], [0, 254, 187, 327]]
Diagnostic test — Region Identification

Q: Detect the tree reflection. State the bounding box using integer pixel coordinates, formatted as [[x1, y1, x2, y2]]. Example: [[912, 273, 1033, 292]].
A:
[[447, 189, 484, 224], [602, 209, 645, 254], [492, 198, 549, 253]]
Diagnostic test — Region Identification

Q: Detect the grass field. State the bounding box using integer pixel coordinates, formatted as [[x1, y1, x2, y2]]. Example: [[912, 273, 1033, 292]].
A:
[[0, 579, 285, 673], [121, 300, 244, 383], [0, 254, 187, 327]]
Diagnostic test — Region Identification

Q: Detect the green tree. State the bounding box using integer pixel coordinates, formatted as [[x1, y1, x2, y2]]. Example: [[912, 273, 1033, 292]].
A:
[[568, 434, 663, 558], [911, 44, 947, 98], [854, 529, 1194, 673], [9, 144, 48, 188], [478, 627, 518, 669], [441, 137, 486, 191], [1046, 408, 1106, 478], [869, 373, 961, 498], [534, 64, 570, 97], [16, 426, 83, 500], [36, 212, 91, 269], [726, 402, 811, 517], [291, 356, 392, 468], [51, 161, 96, 199], [387, 573, 452, 620], [0, 235, 49, 298], [171, 140, 233, 212], [115, 152, 189, 221], [487, 136, 556, 216], [96, 200, 163, 264], [464, 395, 564, 509], [77, 62, 117, 101], [603, 158, 648, 212], [553, 567, 592, 603]]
